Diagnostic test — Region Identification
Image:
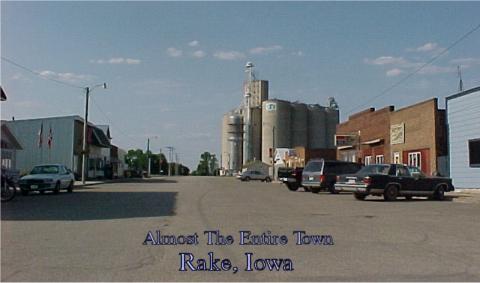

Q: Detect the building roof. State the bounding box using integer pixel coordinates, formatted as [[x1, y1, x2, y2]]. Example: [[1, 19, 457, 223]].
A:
[[1, 123, 22, 150], [3, 115, 100, 128], [5, 115, 111, 148], [446, 86, 480, 101], [96, 125, 111, 139], [90, 127, 111, 148]]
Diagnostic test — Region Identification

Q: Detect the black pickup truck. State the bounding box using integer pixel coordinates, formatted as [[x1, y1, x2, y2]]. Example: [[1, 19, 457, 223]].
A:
[[334, 164, 454, 201], [278, 167, 305, 191]]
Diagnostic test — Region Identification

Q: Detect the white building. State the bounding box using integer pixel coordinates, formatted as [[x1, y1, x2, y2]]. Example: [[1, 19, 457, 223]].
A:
[[446, 86, 480, 189], [5, 115, 111, 178]]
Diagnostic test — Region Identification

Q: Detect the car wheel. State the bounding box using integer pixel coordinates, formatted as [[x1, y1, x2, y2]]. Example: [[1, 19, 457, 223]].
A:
[[384, 185, 398, 201], [264, 177, 271, 183], [434, 186, 445, 201], [67, 181, 74, 193], [311, 187, 320, 194], [244, 176, 251, 182], [286, 183, 299, 191], [53, 182, 60, 194], [354, 192, 367, 200]]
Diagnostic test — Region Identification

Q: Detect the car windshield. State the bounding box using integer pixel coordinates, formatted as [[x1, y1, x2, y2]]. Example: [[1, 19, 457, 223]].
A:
[[304, 161, 323, 172], [30, 165, 59, 174], [357, 164, 391, 175]]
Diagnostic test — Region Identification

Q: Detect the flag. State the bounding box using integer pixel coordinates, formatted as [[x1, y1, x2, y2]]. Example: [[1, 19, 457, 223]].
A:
[[47, 126, 53, 149], [38, 122, 43, 148]]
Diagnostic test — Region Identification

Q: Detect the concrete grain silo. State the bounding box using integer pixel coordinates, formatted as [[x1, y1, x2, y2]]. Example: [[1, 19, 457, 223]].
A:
[[221, 113, 230, 171], [291, 102, 308, 148], [307, 105, 327, 149], [221, 111, 243, 173], [262, 99, 292, 164]]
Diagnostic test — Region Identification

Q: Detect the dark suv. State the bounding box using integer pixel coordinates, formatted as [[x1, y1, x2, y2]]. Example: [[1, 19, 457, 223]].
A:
[[302, 159, 362, 193]]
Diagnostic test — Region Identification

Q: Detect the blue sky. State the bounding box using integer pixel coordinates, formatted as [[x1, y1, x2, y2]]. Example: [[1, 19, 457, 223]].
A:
[[2, 2, 480, 169]]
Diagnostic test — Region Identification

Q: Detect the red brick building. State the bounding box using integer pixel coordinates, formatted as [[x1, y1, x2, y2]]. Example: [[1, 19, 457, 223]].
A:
[[336, 98, 448, 176]]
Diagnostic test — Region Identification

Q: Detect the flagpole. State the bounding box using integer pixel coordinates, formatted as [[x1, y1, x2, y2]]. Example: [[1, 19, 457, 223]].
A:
[[39, 122, 43, 164]]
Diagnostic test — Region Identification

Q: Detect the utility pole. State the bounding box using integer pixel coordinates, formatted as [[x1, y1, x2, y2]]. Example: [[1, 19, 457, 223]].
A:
[[457, 66, 464, 92], [272, 126, 276, 180], [81, 83, 107, 184], [147, 138, 150, 177], [175, 153, 179, 176], [81, 87, 90, 184], [165, 146, 174, 176]]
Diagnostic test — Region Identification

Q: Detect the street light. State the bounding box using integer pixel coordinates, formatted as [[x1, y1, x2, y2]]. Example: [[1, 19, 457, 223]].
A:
[[81, 83, 107, 184]]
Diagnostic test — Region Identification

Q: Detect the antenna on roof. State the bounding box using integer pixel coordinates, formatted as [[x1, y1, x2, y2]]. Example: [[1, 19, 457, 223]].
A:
[[457, 65, 464, 92]]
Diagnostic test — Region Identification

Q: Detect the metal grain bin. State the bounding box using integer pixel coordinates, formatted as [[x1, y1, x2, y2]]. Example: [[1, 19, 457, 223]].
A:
[[307, 104, 327, 149], [262, 100, 292, 164], [324, 108, 339, 148], [291, 102, 308, 148]]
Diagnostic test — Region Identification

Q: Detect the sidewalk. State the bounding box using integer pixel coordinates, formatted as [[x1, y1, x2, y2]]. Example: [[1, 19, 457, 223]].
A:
[[449, 188, 480, 203], [73, 176, 165, 189], [74, 180, 109, 188]]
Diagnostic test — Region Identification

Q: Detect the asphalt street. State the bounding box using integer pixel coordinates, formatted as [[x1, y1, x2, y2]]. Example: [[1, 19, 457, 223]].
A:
[[2, 176, 480, 281]]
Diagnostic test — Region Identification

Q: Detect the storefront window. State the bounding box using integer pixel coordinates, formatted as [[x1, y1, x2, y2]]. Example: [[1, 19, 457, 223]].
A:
[[408, 152, 421, 168], [469, 139, 480, 167], [375, 155, 384, 164], [364, 156, 372, 165], [88, 158, 95, 170]]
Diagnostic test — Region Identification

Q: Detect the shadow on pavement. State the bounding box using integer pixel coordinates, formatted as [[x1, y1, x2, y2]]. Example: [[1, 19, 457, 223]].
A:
[[1, 191, 177, 221], [363, 196, 455, 202]]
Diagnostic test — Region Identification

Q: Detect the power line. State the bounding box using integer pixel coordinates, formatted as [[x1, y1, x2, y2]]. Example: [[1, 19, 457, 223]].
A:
[[89, 97, 145, 146], [1, 56, 84, 89], [345, 23, 480, 116]]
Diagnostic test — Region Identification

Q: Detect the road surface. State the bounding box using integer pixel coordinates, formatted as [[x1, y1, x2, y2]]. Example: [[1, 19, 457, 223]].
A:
[[2, 176, 480, 281]]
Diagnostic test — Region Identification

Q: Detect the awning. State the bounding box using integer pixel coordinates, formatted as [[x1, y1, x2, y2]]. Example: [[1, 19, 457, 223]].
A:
[[1, 87, 7, 101], [362, 138, 383, 145], [1, 124, 22, 150], [337, 145, 354, 150]]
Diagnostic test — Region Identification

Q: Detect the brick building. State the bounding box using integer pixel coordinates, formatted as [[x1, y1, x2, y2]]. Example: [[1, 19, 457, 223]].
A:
[[390, 98, 447, 176], [336, 106, 393, 165], [336, 98, 448, 176]]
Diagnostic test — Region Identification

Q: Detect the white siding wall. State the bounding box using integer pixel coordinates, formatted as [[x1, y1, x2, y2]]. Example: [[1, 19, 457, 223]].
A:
[[5, 117, 75, 174], [447, 91, 480, 189]]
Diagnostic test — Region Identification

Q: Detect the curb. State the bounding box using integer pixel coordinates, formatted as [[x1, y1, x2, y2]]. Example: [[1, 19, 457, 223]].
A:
[[73, 177, 155, 189]]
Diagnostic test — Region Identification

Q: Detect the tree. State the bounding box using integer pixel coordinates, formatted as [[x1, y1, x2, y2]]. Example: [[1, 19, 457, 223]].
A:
[[194, 152, 218, 176], [150, 153, 168, 175], [209, 154, 218, 175], [125, 149, 169, 174], [125, 149, 147, 170]]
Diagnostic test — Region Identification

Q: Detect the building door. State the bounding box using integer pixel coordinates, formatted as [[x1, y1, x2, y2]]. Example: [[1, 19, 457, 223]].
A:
[[393, 152, 401, 164]]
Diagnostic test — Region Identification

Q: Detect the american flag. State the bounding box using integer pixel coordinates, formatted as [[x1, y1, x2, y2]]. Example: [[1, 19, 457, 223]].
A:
[[47, 126, 53, 149], [38, 122, 43, 148]]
